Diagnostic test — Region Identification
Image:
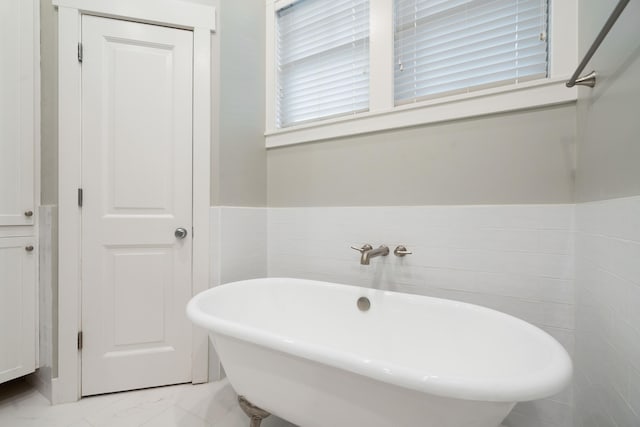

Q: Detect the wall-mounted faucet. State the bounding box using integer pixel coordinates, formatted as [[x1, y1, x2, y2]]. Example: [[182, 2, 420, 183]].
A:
[[350, 244, 389, 265], [393, 245, 412, 257], [351, 244, 412, 265]]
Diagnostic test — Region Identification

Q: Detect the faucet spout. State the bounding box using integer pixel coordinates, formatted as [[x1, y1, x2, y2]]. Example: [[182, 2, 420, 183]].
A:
[[360, 245, 389, 265]]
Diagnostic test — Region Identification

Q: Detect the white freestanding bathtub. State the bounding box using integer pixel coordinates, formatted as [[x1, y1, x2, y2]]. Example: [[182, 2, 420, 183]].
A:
[[187, 278, 572, 427]]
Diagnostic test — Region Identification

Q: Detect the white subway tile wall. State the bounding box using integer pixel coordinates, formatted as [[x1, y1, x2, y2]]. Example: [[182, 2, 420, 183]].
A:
[[267, 205, 575, 427], [208, 207, 268, 383], [574, 196, 640, 427], [210, 207, 267, 287]]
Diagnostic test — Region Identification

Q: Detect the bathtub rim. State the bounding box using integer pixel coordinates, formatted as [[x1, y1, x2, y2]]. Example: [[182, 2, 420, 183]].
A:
[[187, 277, 572, 403]]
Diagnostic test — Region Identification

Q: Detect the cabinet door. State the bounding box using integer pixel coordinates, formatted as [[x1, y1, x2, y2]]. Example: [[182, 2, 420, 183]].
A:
[[0, 0, 36, 226], [0, 238, 36, 384]]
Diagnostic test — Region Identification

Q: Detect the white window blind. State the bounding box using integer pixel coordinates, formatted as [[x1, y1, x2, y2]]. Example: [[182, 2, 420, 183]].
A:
[[276, 0, 370, 128], [394, 0, 549, 104]]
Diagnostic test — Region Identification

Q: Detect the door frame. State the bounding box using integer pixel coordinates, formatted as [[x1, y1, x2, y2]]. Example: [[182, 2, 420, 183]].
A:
[[53, 0, 215, 403]]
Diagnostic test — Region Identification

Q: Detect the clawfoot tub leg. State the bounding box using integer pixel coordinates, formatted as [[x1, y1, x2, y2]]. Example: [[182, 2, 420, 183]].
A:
[[238, 396, 271, 427]]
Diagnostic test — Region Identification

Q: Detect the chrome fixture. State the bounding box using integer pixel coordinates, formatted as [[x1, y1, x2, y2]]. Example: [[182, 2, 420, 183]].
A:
[[350, 243, 373, 254], [570, 71, 596, 88], [364, 245, 390, 264], [357, 296, 371, 312], [566, 0, 629, 88], [174, 227, 188, 239], [351, 244, 389, 265], [238, 396, 270, 427], [393, 245, 413, 257]]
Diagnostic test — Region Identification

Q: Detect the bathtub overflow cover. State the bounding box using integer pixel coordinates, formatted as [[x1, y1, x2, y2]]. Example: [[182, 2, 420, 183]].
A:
[[357, 297, 371, 312]]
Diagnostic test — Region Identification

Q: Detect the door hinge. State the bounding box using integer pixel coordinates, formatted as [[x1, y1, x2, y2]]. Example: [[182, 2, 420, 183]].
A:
[[77, 331, 83, 350], [78, 188, 83, 207], [78, 42, 83, 63]]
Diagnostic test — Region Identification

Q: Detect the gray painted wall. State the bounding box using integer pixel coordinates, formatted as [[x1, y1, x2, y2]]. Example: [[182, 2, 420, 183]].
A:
[[574, 0, 640, 202], [39, 0, 59, 382], [267, 104, 577, 206], [40, 0, 57, 205], [211, 0, 267, 207]]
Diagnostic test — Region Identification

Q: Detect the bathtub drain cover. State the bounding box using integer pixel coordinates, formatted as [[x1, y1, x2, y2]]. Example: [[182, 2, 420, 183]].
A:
[[357, 297, 371, 311]]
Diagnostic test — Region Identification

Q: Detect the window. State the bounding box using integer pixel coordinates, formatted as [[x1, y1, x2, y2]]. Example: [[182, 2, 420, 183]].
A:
[[276, 0, 370, 128], [394, 0, 549, 104], [265, 0, 577, 147]]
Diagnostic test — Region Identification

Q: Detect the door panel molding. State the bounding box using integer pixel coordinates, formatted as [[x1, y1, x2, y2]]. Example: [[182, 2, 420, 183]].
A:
[[55, 2, 213, 404]]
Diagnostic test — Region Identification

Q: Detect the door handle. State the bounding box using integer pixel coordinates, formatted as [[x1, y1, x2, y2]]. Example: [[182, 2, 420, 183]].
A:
[[175, 228, 188, 239]]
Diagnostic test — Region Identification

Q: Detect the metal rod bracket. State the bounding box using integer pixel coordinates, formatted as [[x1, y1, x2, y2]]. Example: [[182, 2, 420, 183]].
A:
[[565, 0, 629, 89], [567, 71, 597, 88]]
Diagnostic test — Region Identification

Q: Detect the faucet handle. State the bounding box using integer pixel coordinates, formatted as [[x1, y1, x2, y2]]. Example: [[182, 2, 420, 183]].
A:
[[393, 245, 412, 257], [350, 244, 373, 253]]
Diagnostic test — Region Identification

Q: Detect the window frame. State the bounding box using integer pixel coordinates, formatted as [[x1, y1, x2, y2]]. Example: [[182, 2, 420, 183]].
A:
[[265, 0, 577, 148]]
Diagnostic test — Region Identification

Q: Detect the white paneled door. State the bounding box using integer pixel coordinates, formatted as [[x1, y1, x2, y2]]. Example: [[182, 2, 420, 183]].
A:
[[81, 16, 194, 396]]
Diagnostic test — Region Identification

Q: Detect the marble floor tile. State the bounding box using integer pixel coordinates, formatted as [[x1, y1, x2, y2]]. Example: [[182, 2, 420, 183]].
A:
[[141, 406, 209, 427], [171, 381, 237, 423], [0, 378, 293, 427], [0, 377, 509, 427]]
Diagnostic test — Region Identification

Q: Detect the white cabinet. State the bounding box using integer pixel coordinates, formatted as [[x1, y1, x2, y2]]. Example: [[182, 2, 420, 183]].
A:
[[0, 238, 36, 383], [0, 0, 38, 385], [0, 0, 36, 226]]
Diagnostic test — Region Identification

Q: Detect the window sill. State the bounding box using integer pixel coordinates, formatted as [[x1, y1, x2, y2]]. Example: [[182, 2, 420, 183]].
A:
[[265, 77, 578, 148]]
